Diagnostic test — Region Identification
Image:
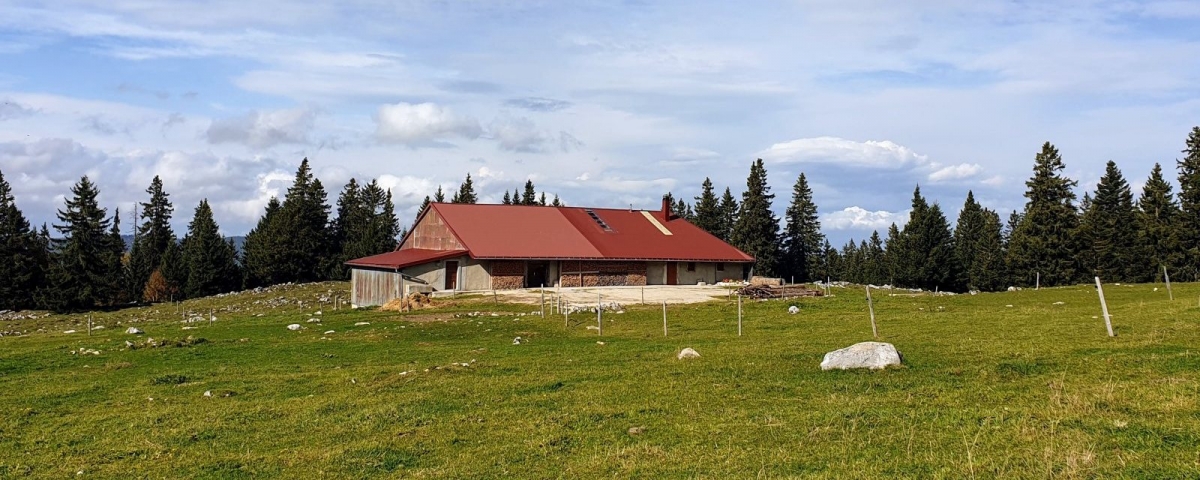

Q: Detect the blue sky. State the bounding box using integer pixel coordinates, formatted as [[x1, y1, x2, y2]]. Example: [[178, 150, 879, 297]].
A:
[[1, 0, 1198, 245]]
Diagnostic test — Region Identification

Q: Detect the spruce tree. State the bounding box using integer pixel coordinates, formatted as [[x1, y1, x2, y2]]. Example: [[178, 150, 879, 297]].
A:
[[551, 195, 562, 207], [781, 172, 824, 282], [276, 158, 331, 283], [841, 240, 863, 284], [884, 223, 902, 285], [672, 197, 692, 220], [241, 197, 283, 288], [181, 200, 239, 298], [43, 176, 115, 311], [539, 192, 547, 206], [954, 191, 986, 290], [104, 208, 127, 304], [127, 176, 175, 301], [973, 209, 1008, 291], [502, 191, 512, 205], [521, 180, 537, 205], [0, 169, 45, 310], [158, 238, 185, 301], [1177, 126, 1200, 281], [1006, 142, 1080, 286], [1078, 161, 1140, 281], [692, 178, 722, 236], [718, 187, 738, 242], [814, 240, 841, 281], [433, 186, 446, 203], [863, 231, 887, 286], [1137, 163, 1183, 279], [329, 179, 365, 280], [730, 159, 781, 276], [894, 186, 964, 291], [453, 174, 477, 204]]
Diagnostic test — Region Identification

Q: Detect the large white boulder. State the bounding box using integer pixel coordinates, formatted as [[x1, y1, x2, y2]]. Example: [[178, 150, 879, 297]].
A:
[[286, 324, 302, 331], [820, 342, 902, 370], [126, 327, 144, 334]]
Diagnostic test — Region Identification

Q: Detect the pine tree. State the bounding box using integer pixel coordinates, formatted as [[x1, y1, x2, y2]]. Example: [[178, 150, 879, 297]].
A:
[[539, 192, 547, 206], [1137, 163, 1183, 279], [1006, 142, 1080, 287], [452, 174, 477, 204], [181, 200, 239, 298], [973, 209, 1008, 291], [521, 180, 537, 205], [814, 240, 841, 281], [43, 176, 115, 311], [692, 178, 722, 235], [1078, 161, 1140, 281], [780, 173, 824, 282], [893, 186, 964, 291], [127, 176, 175, 301], [1177, 126, 1200, 281], [718, 188, 738, 242], [841, 240, 863, 283], [104, 208, 127, 305], [502, 191, 512, 205], [512, 188, 521, 205], [954, 191, 986, 290], [158, 238, 185, 301], [883, 223, 902, 285], [241, 197, 282, 288], [730, 159, 781, 276], [329, 179, 365, 280], [433, 186, 446, 203], [672, 197, 692, 220], [551, 195, 563, 207], [0, 169, 45, 310], [275, 158, 331, 283], [862, 231, 887, 286]]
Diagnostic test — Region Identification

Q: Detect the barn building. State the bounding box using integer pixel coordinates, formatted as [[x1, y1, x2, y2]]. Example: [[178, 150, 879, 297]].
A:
[[345, 199, 754, 307]]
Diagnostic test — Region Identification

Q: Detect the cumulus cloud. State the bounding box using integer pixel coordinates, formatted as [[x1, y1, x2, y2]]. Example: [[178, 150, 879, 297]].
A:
[[488, 115, 552, 152], [0, 99, 35, 120], [375, 102, 482, 146], [821, 206, 910, 231], [928, 163, 983, 183], [759, 136, 929, 169], [206, 108, 316, 149]]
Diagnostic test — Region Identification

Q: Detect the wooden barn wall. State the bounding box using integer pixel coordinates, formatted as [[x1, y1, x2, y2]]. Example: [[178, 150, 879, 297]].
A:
[[559, 261, 647, 287], [400, 209, 464, 251], [351, 268, 400, 307]]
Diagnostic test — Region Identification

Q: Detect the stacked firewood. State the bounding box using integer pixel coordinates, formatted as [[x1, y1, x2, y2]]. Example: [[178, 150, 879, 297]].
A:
[[735, 284, 824, 299]]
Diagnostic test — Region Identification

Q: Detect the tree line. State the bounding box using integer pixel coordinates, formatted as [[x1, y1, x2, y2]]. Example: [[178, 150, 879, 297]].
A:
[[667, 127, 1200, 292], [0, 159, 401, 312]]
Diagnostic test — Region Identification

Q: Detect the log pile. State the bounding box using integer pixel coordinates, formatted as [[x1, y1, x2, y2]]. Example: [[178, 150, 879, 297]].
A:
[[736, 284, 824, 299]]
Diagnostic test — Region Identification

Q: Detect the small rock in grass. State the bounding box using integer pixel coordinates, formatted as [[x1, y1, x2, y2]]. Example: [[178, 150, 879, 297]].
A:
[[788, 306, 799, 314], [91, 325, 105, 330], [354, 322, 370, 326], [1005, 305, 1014, 308], [181, 326, 197, 330], [287, 324, 302, 331], [324, 330, 335, 334], [677, 347, 700, 360], [126, 327, 143, 334], [64, 330, 76, 334], [203, 390, 212, 397], [1053, 301, 1065, 305], [512, 336, 522, 345], [586, 325, 599, 331], [628, 426, 646, 436], [314, 311, 322, 315], [597, 341, 605, 345], [307, 318, 321, 323]]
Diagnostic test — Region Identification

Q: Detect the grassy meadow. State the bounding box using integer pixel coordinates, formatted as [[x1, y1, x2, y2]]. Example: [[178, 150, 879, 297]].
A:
[[1, 281, 1198, 478]]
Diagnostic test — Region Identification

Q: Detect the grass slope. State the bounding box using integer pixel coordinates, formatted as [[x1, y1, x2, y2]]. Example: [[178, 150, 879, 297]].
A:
[[1, 283, 1198, 478]]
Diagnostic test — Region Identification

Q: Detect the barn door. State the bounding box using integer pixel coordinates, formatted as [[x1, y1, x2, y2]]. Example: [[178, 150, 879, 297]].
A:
[[666, 262, 678, 285], [445, 261, 459, 290]]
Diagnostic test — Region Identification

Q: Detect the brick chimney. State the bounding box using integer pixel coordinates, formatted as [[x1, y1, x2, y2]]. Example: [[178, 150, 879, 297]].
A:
[[661, 196, 674, 221]]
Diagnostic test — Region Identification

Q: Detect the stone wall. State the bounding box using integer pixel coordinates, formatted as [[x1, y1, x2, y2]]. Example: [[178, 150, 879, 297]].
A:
[[490, 260, 525, 290], [560, 261, 647, 287]]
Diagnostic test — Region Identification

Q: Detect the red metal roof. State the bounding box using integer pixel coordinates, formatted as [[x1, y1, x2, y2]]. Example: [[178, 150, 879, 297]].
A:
[[424, 203, 753, 262], [345, 248, 467, 270]]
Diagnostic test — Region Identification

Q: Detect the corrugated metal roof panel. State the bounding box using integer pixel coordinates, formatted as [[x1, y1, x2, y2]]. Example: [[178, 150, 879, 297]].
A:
[[345, 248, 467, 269], [432, 203, 603, 259]]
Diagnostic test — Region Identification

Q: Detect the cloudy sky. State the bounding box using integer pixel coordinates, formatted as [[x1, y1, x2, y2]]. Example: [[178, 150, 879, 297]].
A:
[[1, 1, 1198, 244]]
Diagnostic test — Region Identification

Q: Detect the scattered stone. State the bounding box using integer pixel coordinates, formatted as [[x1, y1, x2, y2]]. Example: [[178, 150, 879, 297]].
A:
[[314, 311, 322, 315], [1005, 305, 1014, 308], [628, 426, 646, 435], [354, 322, 370, 326], [307, 318, 321, 323], [203, 390, 212, 397], [91, 325, 105, 330], [126, 327, 144, 334], [182, 326, 197, 330], [512, 336, 522, 345], [324, 330, 335, 334], [820, 342, 902, 370], [63, 330, 76, 334], [586, 325, 599, 331], [1053, 301, 1065, 305], [596, 341, 605, 345], [287, 324, 302, 331], [788, 305, 800, 314], [677, 347, 701, 360]]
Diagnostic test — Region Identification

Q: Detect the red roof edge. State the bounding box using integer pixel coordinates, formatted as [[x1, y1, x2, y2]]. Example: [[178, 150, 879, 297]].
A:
[[344, 248, 468, 270]]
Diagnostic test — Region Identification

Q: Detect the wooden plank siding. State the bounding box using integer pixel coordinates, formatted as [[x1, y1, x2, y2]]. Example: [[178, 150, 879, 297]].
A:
[[351, 268, 403, 307], [401, 208, 464, 251]]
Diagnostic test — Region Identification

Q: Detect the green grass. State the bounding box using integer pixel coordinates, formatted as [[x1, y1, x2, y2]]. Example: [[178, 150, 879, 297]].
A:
[[1, 282, 1198, 478]]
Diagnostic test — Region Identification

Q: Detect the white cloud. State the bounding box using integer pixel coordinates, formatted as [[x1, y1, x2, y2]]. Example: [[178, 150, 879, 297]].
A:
[[821, 206, 911, 231], [375, 102, 482, 146], [0, 98, 35, 120], [759, 137, 929, 169], [206, 108, 316, 148], [928, 163, 983, 183], [487, 115, 553, 152], [981, 175, 1004, 186]]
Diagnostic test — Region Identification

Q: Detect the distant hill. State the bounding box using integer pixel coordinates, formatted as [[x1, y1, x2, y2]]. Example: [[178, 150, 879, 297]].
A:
[[119, 235, 247, 254]]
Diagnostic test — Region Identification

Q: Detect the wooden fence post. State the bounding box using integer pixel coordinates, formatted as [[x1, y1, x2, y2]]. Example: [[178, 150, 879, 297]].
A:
[[540, 284, 545, 317], [596, 292, 602, 336], [737, 294, 743, 337], [662, 301, 667, 337], [1095, 277, 1114, 337], [866, 285, 878, 339], [1163, 266, 1173, 301]]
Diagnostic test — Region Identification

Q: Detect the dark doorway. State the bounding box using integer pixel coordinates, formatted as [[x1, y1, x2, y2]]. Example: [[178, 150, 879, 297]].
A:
[[526, 261, 549, 288], [666, 262, 678, 285], [445, 261, 458, 290]]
